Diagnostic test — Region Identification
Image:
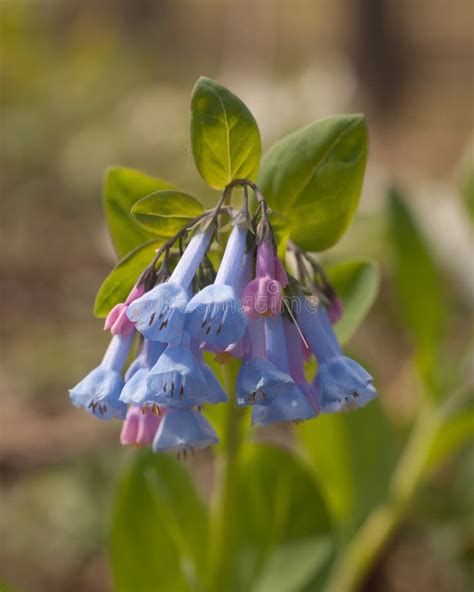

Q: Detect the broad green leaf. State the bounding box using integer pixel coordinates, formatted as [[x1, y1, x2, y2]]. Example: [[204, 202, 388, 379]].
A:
[[297, 400, 398, 530], [190, 76, 261, 189], [131, 190, 204, 236], [94, 240, 162, 317], [251, 537, 332, 592], [327, 259, 380, 344], [110, 450, 208, 592], [258, 115, 368, 252], [425, 403, 474, 472], [389, 188, 445, 379], [103, 166, 174, 257], [227, 445, 331, 592]]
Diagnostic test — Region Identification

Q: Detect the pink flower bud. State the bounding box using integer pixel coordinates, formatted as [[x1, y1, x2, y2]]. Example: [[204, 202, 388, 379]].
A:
[[104, 284, 145, 336], [242, 276, 283, 319]]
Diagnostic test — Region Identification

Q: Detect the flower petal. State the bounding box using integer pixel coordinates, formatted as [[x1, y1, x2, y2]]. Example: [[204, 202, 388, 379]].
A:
[[152, 407, 218, 452]]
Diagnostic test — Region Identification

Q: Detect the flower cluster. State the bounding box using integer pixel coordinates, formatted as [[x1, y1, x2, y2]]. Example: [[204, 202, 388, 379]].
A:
[[70, 181, 377, 454]]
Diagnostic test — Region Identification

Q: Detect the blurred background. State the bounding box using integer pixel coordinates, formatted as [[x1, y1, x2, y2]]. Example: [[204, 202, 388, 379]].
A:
[[1, 1, 473, 591]]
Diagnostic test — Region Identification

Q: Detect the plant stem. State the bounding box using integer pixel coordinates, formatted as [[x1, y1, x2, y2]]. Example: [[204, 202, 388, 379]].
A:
[[209, 358, 245, 592], [324, 404, 442, 592]]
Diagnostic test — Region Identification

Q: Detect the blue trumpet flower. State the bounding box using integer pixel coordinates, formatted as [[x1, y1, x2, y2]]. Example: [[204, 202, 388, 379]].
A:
[[314, 356, 377, 413], [127, 230, 212, 343], [124, 339, 165, 382], [152, 407, 218, 452], [146, 336, 227, 408], [296, 297, 377, 412], [69, 332, 134, 420], [251, 381, 317, 425], [185, 224, 248, 347], [237, 357, 295, 406], [245, 315, 315, 423], [120, 340, 166, 406]]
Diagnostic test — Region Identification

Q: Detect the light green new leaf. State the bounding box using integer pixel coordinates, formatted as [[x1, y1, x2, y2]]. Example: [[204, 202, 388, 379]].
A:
[[103, 166, 175, 257], [297, 400, 398, 530], [251, 537, 332, 592], [110, 450, 209, 592], [258, 114, 368, 252], [131, 190, 204, 236], [327, 259, 380, 344], [94, 240, 163, 317], [190, 76, 261, 189], [389, 188, 445, 379]]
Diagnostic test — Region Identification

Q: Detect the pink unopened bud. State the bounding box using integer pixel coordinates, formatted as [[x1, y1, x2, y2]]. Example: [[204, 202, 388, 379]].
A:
[[136, 411, 161, 446], [120, 406, 141, 445], [104, 284, 145, 336], [242, 276, 283, 319], [120, 406, 162, 447], [242, 240, 286, 319]]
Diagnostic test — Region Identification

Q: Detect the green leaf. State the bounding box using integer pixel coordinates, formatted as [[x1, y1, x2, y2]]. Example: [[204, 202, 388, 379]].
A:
[[110, 450, 209, 592], [297, 400, 398, 530], [103, 166, 175, 257], [228, 444, 331, 591], [327, 259, 380, 344], [131, 190, 204, 236], [190, 76, 261, 189], [94, 240, 163, 317], [251, 537, 332, 592], [388, 187, 445, 379], [258, 115, 368, 252], [425, 403, 474, 472]]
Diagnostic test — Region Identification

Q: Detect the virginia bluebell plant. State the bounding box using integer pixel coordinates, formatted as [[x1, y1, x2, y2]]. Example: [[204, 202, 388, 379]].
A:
[[70, 177, 377, 456]]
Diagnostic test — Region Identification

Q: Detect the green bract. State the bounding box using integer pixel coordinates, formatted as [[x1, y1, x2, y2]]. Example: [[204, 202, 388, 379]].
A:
[[132, 190, 204, 236], [94, 240, 163, 317], [190, 77, 261, 189], [258, 115, 368, 252], [103, 166, 174, 257]]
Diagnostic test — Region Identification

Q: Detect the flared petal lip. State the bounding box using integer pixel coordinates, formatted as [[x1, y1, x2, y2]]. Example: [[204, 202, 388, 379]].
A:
[[320, 381, 377, 413], [152, 408, 218, 452]]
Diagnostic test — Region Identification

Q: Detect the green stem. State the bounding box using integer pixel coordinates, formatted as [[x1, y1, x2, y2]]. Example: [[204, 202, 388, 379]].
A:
[[325, 404, 442, 592], [209, 358, 245, 592]]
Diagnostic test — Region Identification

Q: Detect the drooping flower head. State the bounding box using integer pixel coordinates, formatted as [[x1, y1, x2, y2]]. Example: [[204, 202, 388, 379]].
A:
[[69, 332, 134, 420], [70, 172, 376, 455], [152, 407, 218, 453], [127, 229, 213, 343], [185, 221, 249, 347], [120, 406, 161, 447], [296, 296, 377, 413]]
